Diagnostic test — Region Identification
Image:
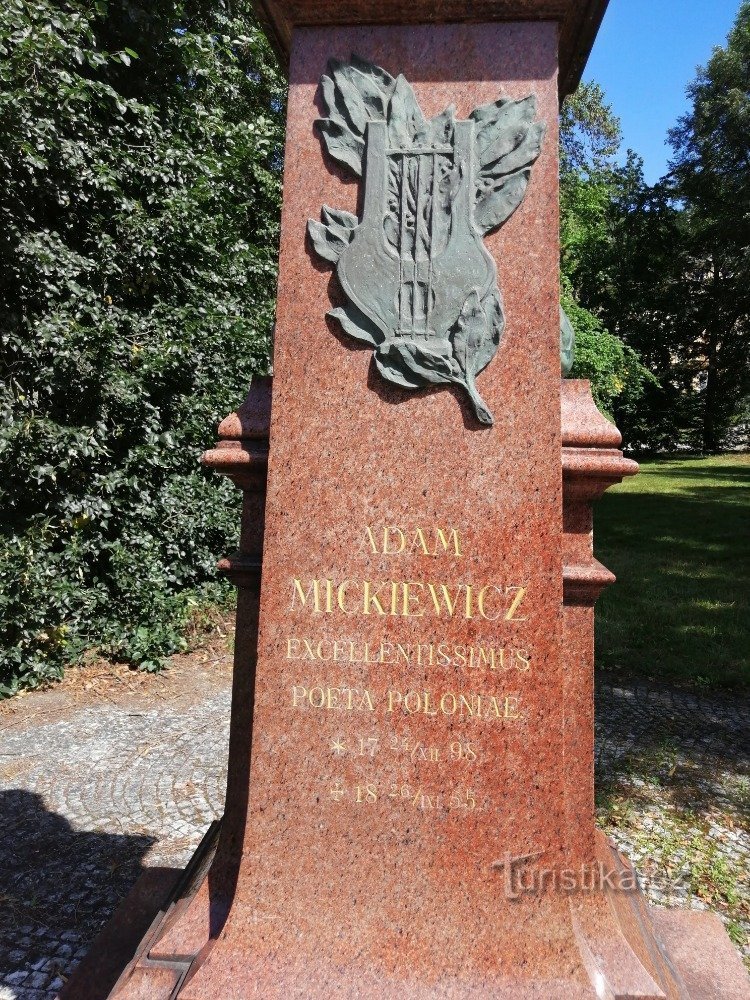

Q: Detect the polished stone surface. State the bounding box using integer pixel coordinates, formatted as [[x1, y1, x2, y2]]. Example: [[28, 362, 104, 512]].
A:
[[28, 7, 747, 996], [250, 0, 610, 98], [180, 20, 576, 997]]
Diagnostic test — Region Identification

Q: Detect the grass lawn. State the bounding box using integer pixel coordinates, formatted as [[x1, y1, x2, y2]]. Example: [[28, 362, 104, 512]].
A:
[[594, 453, 749, 690]]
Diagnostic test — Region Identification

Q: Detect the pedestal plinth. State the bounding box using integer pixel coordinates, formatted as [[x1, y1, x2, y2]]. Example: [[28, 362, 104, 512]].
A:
[[62, 379, 750, 998]]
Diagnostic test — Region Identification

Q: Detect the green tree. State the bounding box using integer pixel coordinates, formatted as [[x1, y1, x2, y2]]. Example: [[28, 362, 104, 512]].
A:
[[668, 1, 750, 451], [577, 154, 696, 451], [560, 80, 621, 176], [0, 1, 284, 692], [560, 86, 720, 453], [561, 277, 655, 420], [559, 82, 655, 424], [560, 81, 621, 292]]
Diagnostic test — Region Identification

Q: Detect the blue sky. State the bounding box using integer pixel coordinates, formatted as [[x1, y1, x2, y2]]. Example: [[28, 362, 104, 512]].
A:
[[583, 0, 741, 183]]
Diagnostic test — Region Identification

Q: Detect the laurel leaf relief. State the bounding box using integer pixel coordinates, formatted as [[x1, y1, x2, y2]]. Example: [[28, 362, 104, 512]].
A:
[[471, 94, 547, 235], [307, 206, 358, 264]]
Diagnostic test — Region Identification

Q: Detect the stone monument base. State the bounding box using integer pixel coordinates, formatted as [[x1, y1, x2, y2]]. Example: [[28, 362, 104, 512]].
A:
[[61, 380, 748, 999], [62, 829, 749, 999]]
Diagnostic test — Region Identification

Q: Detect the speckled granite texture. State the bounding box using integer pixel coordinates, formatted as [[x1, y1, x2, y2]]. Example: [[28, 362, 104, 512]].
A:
[[179, 21, 591, 998]]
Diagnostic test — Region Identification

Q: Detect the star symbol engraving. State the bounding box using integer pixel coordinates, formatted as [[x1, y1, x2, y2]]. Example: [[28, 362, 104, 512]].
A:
[[331, 737, 346, 755]]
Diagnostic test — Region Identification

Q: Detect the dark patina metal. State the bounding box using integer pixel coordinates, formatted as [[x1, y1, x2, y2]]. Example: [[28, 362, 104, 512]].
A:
[[308, 56, 546, 425]]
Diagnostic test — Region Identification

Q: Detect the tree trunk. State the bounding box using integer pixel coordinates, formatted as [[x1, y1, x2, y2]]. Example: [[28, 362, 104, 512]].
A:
[[702, 325, 718, 453]]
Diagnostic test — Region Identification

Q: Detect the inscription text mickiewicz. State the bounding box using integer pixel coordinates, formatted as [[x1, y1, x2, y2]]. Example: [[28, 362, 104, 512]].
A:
[[290, 577, 528, 621]]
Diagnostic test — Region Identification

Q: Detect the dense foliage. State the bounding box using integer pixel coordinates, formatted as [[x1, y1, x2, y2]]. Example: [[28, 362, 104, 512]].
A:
[[667, 0, 750, 450], [562, 4, 750, 451], [561, 278, 655, 420], [0, 1, 284, 692], [559, 84, 655, 420]]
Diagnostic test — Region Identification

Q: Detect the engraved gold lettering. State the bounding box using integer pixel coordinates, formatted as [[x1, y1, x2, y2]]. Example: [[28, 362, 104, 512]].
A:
[[404, 691, 421, 714], [423, 691, 438, 716], [361, 689, 376, 712], [287, 637, 301, 659], [478, 584, 503, 621], [411, 528, 430, 555], [337, 580, 357, 615], [459, 694, 476, 717], [473, 646, 493, 671], [417, 643, 434, 667], [384, 686, 519, 720], [291, 575, 527, 621], [356, 784, 377, 803], [309, 686, 325, 708], [401, 581, 425, 617], [302, 639, 316, 660], [465, 583, 474, 619], [363, 579, 388, 615], [505, 586, 528, 621], [396, 643, 411, 664], [364, 527, 463, 557], [290, 684, 376, 711], [285, 637, 533, 674], [364, 526, 378, 554], [441, 692, 457, 715], [291, 578, 323, 612], [492, 647, 506, 671], [504, 695, 521, 719], [426, 583, 461, 617], [379, 641, 394, 664], [383, 526, 406, 554], [435, 527, 461, 557]]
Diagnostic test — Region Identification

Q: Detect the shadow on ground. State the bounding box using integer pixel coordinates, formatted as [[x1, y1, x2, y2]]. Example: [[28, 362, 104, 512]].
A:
[[0, 789, 154, 996], [595, 678, 750, 808], [595, 489, 749, 689], [653, 464, 750, 484], [594, 676, 750, 955]]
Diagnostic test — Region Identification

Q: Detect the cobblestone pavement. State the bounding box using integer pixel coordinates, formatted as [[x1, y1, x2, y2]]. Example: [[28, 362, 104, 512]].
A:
[[0, 664, 747, 998], [595, 680, 749, 963]]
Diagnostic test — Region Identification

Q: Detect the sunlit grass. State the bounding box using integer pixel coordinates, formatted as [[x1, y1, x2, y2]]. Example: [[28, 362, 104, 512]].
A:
[[595, 454, 749, 689]]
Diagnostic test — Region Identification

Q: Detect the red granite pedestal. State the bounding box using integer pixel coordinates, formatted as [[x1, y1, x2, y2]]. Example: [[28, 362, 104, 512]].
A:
[[62, 9, 749, 1000], [181, 22, 581, 998], [63, 379, 750, 1000]]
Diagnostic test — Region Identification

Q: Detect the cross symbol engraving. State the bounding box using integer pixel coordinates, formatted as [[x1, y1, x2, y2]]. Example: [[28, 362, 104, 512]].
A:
[[329, 783, 345, 802]]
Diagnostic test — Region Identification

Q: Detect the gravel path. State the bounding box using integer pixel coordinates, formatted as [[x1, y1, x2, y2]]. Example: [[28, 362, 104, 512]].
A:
[[0, 663, 747, 998]]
